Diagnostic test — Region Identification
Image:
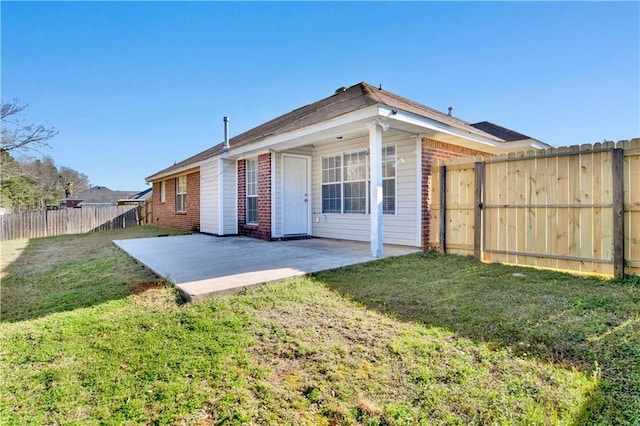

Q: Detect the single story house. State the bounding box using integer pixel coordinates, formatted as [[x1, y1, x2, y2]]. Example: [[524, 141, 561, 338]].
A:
[[147, 82, 549, 257], [60, 186, 141, 208]]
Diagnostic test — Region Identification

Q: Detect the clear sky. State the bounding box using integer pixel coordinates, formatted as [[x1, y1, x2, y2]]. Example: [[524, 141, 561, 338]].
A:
[[2, 1, 639, 191]]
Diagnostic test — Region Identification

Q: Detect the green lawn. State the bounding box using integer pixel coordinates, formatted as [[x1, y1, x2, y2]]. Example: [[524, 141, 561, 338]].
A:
[[1, 228, 638, 424]]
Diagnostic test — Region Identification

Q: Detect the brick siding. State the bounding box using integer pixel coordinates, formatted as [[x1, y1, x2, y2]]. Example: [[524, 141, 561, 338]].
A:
[[238, 153, 272, 240], [151, 171, 200, 231], [421, 138, 486, 249]]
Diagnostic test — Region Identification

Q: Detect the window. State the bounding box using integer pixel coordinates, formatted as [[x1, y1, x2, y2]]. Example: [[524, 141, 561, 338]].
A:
[[246, 158, 258, 224], [159, 181, 166, 203], [382, 145, 396, 214], [343, 151, 367, 214], [176, 176, 187, 212], [321, 155, 341, 213], [321, 146, 396, 215]]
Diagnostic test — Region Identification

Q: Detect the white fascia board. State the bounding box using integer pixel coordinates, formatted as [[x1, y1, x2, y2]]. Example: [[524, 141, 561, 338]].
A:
[[500, 138, 553, 151], [234, 149, 276, 162], [146, 157, 216, 183], [227, 105, 380, 158], [378, 105, 505, 150]]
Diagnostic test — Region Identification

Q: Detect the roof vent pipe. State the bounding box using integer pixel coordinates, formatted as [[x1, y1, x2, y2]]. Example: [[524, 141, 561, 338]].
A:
[[448, 107, 453, 116], [223, 116, 230, 150]]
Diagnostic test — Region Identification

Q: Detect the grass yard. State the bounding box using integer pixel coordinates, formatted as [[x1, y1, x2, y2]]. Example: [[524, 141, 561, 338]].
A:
[[1, 227, 639, 424], [0, 225, 188, 322]]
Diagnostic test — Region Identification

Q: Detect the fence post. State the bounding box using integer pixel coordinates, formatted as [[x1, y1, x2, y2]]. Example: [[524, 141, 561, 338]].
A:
[[474, 162, 485, 261], [612, 148, 625, 278], [439, 165, 447, 253]]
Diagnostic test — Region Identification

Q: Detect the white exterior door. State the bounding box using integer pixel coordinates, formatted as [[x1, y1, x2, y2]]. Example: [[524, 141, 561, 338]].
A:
[[283, 155, 310, 235]]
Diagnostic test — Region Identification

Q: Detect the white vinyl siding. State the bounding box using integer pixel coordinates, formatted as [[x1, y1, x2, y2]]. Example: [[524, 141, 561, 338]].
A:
[[222, 159, 238, 234], [200, 160, 218, 234], [312, 132, 418, 247]]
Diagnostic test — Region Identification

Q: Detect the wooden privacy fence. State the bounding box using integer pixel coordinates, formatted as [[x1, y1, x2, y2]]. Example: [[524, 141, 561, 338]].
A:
[[0, 204, 148, 241], [430, 140, 639, 277]]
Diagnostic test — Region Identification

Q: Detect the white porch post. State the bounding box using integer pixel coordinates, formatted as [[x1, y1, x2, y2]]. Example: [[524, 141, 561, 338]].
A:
[[367, 119, 388, 258]]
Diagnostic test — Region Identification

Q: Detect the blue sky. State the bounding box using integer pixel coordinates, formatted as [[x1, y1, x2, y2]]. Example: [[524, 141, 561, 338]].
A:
[[2, 1, 639, 191]]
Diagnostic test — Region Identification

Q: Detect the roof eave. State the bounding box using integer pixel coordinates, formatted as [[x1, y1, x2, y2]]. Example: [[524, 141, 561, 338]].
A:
[[227, 105, 381, 158], [378, 105, 509, 152], [501, 138, 553, 151], [146, 163, 204, 183]]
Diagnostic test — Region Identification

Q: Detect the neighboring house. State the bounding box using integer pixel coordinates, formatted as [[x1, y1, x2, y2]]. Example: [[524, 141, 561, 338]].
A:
[[62, 186, 141, 208], [146, 82, 550, 256], [117, 187, 153, 206]]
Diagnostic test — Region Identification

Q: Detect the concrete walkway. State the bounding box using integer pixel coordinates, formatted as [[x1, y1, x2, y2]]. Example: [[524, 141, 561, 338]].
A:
[[114, 234, 419, 302]]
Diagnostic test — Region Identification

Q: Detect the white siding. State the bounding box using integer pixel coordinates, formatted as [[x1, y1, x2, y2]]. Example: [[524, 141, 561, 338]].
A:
[[311, 133, 419, 247], [221, 159, 238, 235], [200, 159, 219, 234]]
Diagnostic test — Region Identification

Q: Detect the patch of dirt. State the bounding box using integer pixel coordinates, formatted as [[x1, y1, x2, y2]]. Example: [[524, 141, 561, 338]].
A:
[[130, 281, 162, 294]]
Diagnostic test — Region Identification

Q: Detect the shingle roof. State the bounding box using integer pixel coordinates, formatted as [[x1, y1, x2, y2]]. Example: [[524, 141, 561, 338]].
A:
[[147, 82, 515, 181], [148, 145, 223, 180], [470, 121, 532, 142], [69, 186, 139, 204]]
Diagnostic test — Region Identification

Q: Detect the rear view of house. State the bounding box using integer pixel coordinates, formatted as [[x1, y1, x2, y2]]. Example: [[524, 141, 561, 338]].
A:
[[146, 82, 548, 256]]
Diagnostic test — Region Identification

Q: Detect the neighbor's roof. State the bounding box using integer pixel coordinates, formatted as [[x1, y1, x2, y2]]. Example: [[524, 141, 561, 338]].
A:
[[147, 82, 527, 181], [69, 186, 139, 204], [470, 121, 532, 142]]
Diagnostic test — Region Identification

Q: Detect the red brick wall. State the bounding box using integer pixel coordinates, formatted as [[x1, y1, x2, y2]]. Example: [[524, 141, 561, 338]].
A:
[[151, 171, 200, 231], [237, 159, 246, 228], [238, 153, 272, 240], [421, 138, 486, 249]]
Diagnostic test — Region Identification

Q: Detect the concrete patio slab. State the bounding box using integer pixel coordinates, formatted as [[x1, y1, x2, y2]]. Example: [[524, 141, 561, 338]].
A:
[[114, 234, 419, 302]]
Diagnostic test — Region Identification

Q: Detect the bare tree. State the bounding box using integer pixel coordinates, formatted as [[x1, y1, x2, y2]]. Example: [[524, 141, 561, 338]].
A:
[[1, 99, 58, 153], [59, 166, 90, 196]]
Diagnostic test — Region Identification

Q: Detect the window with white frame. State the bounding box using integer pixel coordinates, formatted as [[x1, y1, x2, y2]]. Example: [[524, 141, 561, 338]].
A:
[[246, 159, 258, 224], [321, 145, 396, 215], [321, 155, 342, 213], [382, 145, 396, 214], [176, 176, 187, 212], [343, 150, 368, 214], [159, 181, 166, 203]]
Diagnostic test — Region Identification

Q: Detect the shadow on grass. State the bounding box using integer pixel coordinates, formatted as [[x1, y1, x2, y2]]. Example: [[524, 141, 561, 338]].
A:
[[314, 252, 640, 425], [0, 226, 187, 323]]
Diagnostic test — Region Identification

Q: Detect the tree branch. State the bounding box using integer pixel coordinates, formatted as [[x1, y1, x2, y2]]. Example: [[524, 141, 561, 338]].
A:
[[1, 100, 58, 153]]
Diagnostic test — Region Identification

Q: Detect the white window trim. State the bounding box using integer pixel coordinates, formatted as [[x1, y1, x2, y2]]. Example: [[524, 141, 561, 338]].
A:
[[343, 149, 368, 214], [321, 153, 342, 214], [246, 158, 258, 224], [382, 144, 397, 216], [159, 181, 166, 203], [176, 176, 187, 213], [321, 144, 397, 215]]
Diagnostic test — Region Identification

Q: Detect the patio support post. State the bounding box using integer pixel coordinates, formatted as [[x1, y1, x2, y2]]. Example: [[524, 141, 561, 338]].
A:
[[368, 119, 388, 258]]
